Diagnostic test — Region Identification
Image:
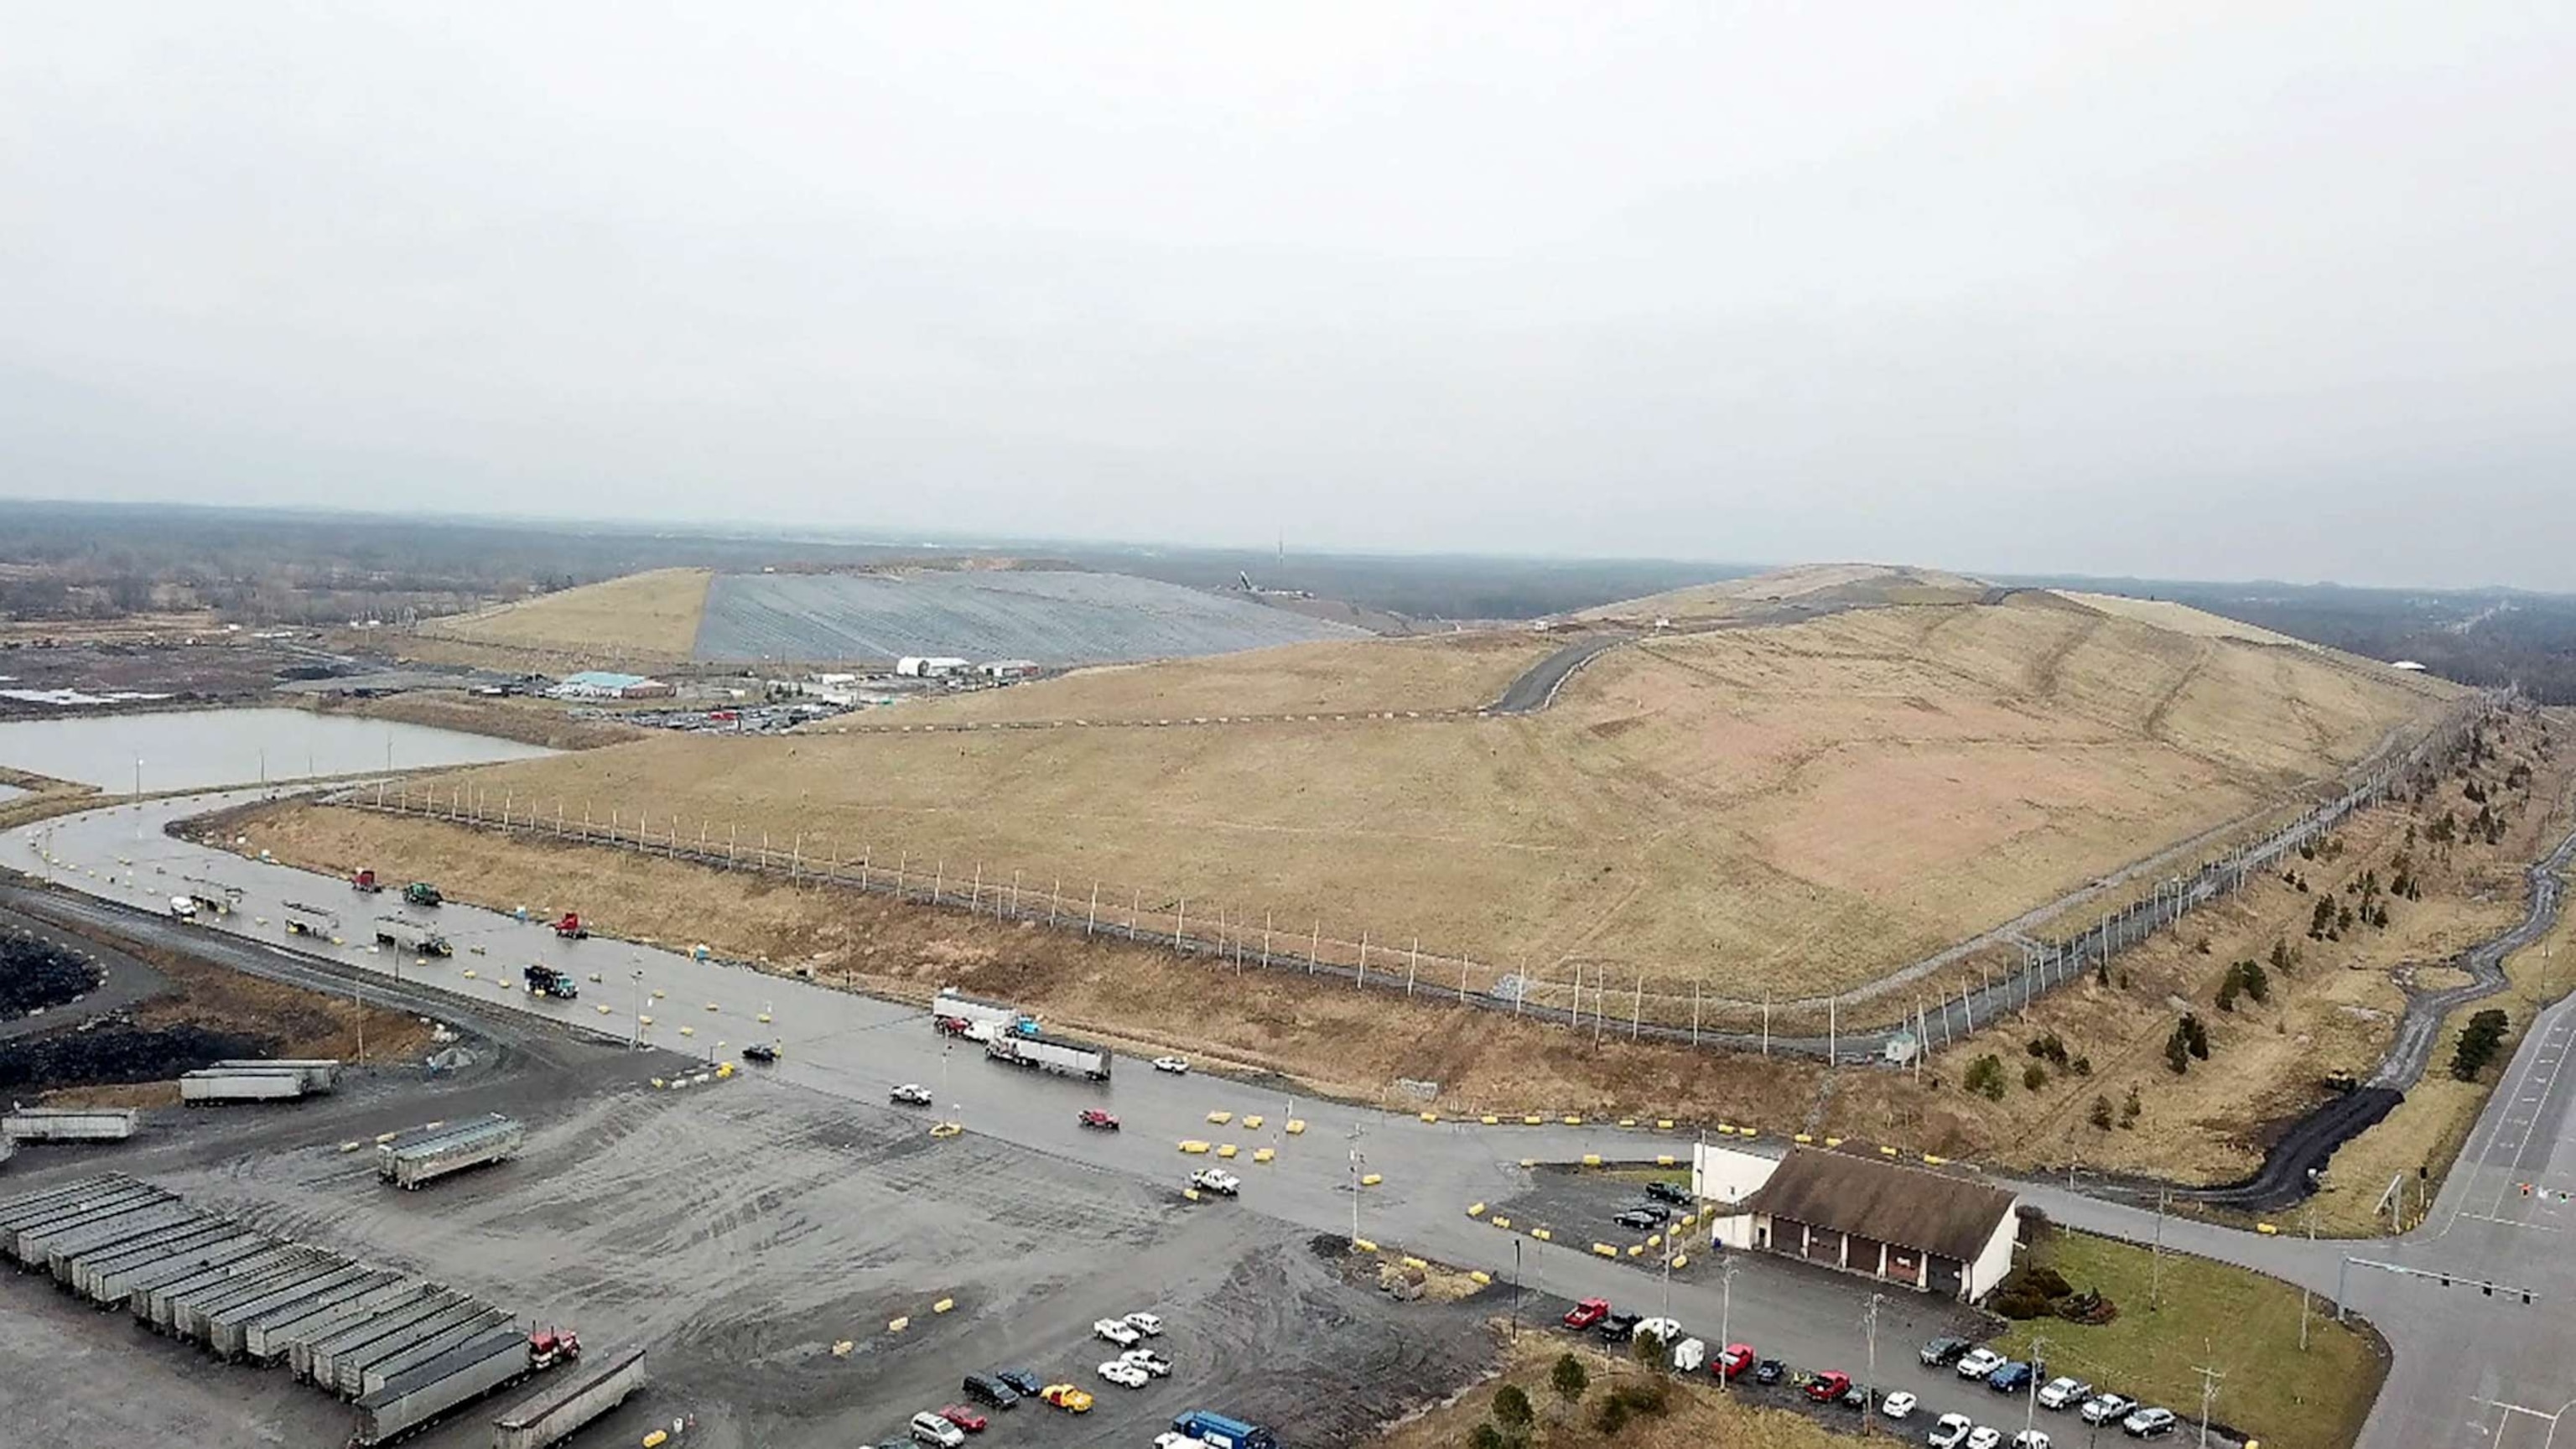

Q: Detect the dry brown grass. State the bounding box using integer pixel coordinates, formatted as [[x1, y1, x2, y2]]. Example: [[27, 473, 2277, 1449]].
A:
[[2053, 590, 2309, 646], [416, 599, 2452, 1000], [418, 568, 710, 660], [887, 631, 1555, 724], [1374, 1336, 1846, 1449], [1575, 561, 1989, 623], [310, 691, 647, 751]]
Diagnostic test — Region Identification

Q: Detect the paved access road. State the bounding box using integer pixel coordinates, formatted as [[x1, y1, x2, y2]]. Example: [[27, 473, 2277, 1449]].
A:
[[29, 787, 2576, 1447], [1487, 632, 1632, 714]]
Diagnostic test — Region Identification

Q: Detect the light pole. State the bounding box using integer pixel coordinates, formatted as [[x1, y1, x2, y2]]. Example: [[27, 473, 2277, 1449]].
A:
[[1862, 1293, 1883, 1434], [1510, 1238, 1523, 1343], [1346, 1123, 1367, 1246], [630, 969, 646, 1050], [1716, 1258, 1739, 1394], [2024, 1332, 2049, 1438]]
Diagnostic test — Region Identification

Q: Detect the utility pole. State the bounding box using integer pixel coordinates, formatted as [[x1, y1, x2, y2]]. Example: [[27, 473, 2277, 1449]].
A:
[[1863, 1293, 1884, 1431], [2151, 1186, 2168, 1311], [2191, 1358, 2225, 1447], [1346, 1124, 1367, 1247], [1716, 1259, 1739, 1394], [2024, 1333, 2049, 1437]]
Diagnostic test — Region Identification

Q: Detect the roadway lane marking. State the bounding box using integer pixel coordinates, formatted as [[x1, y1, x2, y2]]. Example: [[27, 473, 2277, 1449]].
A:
[[2455, 1211, 2563, 1232], [2480, 1018, 2576, 1221], [2449, 1014, 2576, 1235]]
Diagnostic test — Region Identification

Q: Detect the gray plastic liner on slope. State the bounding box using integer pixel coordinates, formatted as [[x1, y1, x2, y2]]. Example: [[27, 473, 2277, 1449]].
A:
[[692, 569, 1366, 665]]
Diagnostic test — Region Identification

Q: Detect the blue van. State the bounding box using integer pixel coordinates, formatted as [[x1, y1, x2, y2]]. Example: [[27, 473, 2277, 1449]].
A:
[[1171, 1410, 1277, 1449]]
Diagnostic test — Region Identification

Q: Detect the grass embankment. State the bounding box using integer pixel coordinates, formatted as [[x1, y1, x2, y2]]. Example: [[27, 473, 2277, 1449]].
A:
[[309, 691, 648, 752], [1374, 1337, 1845, 1449], [416, 567, 711, 660], [1991, 1230, 2386, 1449]]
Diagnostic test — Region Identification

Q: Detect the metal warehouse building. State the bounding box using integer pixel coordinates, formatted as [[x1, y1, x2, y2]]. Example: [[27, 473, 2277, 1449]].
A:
[[1695, 1144, 2021, 1301]]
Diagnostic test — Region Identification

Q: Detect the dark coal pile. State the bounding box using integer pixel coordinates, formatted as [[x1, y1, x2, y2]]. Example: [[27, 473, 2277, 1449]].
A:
[[0, 1019, 275, 1093], [0, 927, 103, 1020]]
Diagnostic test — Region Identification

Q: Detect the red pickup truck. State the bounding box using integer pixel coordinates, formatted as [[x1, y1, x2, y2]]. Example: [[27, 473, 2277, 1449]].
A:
[[1805, 1370, 1852, 1403], [1561, 1298, 1610, 1330], [1078, 1109, 1120, 1131]]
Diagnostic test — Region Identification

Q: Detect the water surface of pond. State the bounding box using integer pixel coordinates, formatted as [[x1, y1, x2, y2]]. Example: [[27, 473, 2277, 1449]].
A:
[[0, 708, 554, 792]]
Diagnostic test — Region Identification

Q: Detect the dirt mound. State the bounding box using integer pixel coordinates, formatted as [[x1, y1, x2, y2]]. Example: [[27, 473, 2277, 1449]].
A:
[[0, 928, 102, 1019], [0, 1018, 275, 1093]]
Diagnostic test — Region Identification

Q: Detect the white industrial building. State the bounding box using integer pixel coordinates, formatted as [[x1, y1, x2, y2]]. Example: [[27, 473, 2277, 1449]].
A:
[[896, 657, 969, 678], [1694, 1142, 2020, 1302]]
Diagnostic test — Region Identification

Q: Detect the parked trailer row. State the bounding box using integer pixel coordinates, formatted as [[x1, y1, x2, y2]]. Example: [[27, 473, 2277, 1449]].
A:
[[377, 1114, 525, 1189], [352, 1331, 532, 1446], [493, 1345, 647, 1449], [180, 1068, 312, 1104], [1, 1107, 138, 1142]]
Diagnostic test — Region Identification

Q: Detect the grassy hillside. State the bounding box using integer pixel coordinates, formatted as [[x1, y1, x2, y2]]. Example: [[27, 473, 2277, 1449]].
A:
[[1576, 561, 1989, 622], [419, 567, 712, 659], [421, 593, 2456, 1000]]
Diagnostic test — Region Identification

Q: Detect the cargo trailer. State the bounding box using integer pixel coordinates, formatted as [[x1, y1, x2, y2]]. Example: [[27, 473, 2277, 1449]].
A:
[[373, 917, 453, 958], [208, 1058, 340, 1092], [357, 1308, 513, 1397], [205, 1265, 375, 1358], [245, 1273, 414, 1363], [1, 1107, 139, 1142], [0, 1173, 127, 1228], [11, 1190, 181, 1264], [983, 1028, 1113, 1081], [337, 1300, 503, 1398], [3, 1183, 168, 1259], [377, 1114, 524, 1189], [306, 1291, 468, 1385], [109, 1233, 273, 1311], [174, 1252, 335, 1341], [37, 1200, 201, 1277], [932, 987, 1030, 1035], [0, 1134, 13, 1171], [289, 1285, 447, 1379], [492, 1344, 647, 1449], [141, 1244, 304, 1327], [70, 1218, 231, 1300], [180, 1069, 310, 1104], [351, 1331, 533, 1446]]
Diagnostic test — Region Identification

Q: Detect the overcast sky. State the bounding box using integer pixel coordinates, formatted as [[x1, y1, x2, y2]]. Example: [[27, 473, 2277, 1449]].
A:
[[4, 4, 2571, 588]]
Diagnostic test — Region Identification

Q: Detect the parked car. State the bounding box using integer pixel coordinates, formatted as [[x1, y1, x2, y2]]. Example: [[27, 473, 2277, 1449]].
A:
[[1152, 1056, 1191, 1073], [1562, 1298, 1611, 1330], [1714, 1343, 1754, 1380], [1041, 1384, 1093, 1413], [909, 1411, 966, 1447], [2035, 1377, 2090, 1410], [1121, 1348, 1173, 1377], [1753, 1358, 1786, 1385], [2012, 1431, 2054, 1449], [2080, 1393, 2137, 1426], [1078, 1109, 1120, 1130], [1920, 1336, 1972, 1367], [891, 1083, 933, 1105], [995, 1369, 1043, 1398], [961, 1374, 1018, 1409], [1597, 1311, 1644, 1343], [1880, 1390, 1918, 1420], [742, 1041, 780, 1063], [1098, 1360, 1150, 1389], [2121, 1407, 2178, 1438], [1927, 1415, 1976, 1449], [1966, 1429, 2005, 1449], [937, 1405, 988, 1433], [1805, 1371, 1852, 1404], [1645, 1180, 1693, 1205], [1154, 1436, 1194, 1449], [1124, 1311, 1165, 1337], [1093, 1318, 1142, 1348], [1613, 1208, 1664, 1230], [1987, 1361, 2035, 1394], [1955, 1348, 2007, 1380], [1841, 1382, 1872, 1410]]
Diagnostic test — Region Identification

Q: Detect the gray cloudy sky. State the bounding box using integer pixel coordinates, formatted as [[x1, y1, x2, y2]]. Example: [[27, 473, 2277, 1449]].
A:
[[4, 4, 2571, 588]]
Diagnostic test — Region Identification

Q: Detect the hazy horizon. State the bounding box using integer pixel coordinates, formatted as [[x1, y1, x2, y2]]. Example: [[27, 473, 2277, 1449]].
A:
[[6, 4, 2571, 589]]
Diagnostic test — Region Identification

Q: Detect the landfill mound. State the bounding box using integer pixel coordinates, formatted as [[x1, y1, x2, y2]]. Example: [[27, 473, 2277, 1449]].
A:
[[0, 1020, 276, 1094], [0, 928, 102, 1019], [691, 569, 1368, 664]]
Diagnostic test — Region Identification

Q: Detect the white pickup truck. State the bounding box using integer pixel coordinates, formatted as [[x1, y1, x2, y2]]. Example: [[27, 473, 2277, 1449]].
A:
[[1189, 1168, 1241, 1197]]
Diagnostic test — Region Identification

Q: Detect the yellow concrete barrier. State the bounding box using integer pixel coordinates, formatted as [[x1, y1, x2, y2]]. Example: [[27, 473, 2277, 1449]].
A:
[[2257, 1222, 2280, 1235], [1183, 1187, 1201, 1201], [1627, 1244, 1644, 1257], [1360, 1172, 1383, 1187], [1678, 1213, 1696, 1228], [645, 1431, 668, 1448], [1352, 1238, 1379, 1254], [596, 1004, 612, 1015], [1179, 1140, 1211, 1154], [652, 989, 667, 1000], [1242, 1114, 1264, 1129], [1469, 1270, 1492, 1285], [1420, 1111, 1438, 1123], [1656, 1154, 1676, 1166], [1656, 1119, 1675, 1130], [705, 1002, 719, 1011], [1879, 1145, 1898, 1157], [716, 1062, 735, 1078], [1530, 1228, 1552, 1241], [1252, 1147, 1275, 1163], [1216, 1144, 1238, 1158], [1924, 1154, 1946, 1166], [1519, 1158, 1535, 1169], [650, 1078, 665, 1089], [1716, 1122, 1734, 1135], [638, 1014, 654, 1026], [1563, 1115, 1582, 1125], [757, 1012, 772, 1024], [338, 1140, 360, 1153], [1670, 1254, 1690, 1270], [1592, 1243, 1618, 1258], [1491, 1214, 1513, 1229], [1207, 1110, 1232, 1124], [1794, 1133, 1814, 1144], [888, 1316, 909, 1332], [678, 1026, 694, 1036], [1467, 1202, 1487, 1218], [1581, 1154, 1602, 1167], [1285, 1119, 1307, 1135], [1401, 1255, 1429, 1270], [928, 1122, 961, 1138], [1826, 1135, 1845, 1147], [932, 1297, 955, 1313], [831, 1339, 854, 1358], [1618, 1118, 1637, 1128], [461, 969, 477, 979], [1647, 1233, 1662, 1248], [1523, 1114, 1545, 1125]]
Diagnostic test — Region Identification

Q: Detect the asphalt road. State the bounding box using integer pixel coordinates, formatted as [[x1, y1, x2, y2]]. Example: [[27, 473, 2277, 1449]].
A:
[[17, 791, 2079, 1442], [1486, 632, 1632, 713]]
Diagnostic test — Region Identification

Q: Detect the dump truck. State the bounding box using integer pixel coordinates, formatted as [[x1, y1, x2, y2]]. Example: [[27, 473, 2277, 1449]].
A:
[[983, 1029, 1112, 1082], [402, 881, 443, 906], [351, 869, 383, 893], [549, 912, 588, 939], [378, 1114, 524, 1190], [350, 1329, 545, 1446], [375, 917, 454, 958], [492, 1343, 644, 1449], [522, 964, 578, 1000]]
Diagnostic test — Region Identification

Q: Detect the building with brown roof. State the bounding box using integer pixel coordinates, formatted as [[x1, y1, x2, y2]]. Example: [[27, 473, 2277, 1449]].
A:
[[1694, 1143, 2020, 1301]]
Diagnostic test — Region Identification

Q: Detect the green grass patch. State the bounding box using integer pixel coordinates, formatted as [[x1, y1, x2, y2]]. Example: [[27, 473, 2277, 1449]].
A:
[[1992, 1229, 2385, 1449]]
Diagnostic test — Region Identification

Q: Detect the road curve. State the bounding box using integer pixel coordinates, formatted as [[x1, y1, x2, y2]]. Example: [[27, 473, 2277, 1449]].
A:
[[1486, 632, 1632, 714]]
